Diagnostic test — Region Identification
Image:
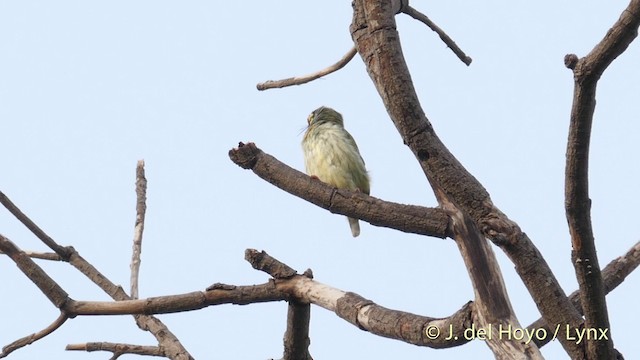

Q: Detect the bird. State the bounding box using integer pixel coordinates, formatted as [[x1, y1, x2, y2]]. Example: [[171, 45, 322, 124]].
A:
[[302, 106, 370, 237]]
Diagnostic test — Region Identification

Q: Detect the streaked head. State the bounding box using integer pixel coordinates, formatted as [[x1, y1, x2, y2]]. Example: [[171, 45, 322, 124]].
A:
[[307, 106, 344, 128]]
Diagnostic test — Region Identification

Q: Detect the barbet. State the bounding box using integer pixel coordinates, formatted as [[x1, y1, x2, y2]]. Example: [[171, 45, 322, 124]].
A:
[[302, 106, 370, 237]]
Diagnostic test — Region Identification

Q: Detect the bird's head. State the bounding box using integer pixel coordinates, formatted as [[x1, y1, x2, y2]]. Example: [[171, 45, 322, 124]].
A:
[[307, 106, 344, 128]]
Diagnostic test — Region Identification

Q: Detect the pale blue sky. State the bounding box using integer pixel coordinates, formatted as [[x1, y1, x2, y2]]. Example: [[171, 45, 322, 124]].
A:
[[1, 1, 638, 359]]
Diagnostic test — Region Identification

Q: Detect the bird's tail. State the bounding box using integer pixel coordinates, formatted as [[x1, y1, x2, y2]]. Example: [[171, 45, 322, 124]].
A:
[[348, 217, 360, 237]]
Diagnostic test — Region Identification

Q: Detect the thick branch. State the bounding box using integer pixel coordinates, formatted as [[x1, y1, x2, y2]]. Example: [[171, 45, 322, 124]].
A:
[[0, 235, 71, 310], [350, 0, 584, 356], [529, 240, 640, 347], [564, 2, 640, 358], [282, 302, 313, 360], [257, 46, 357, 90], [229, 142, 451, 238], [439, 195, 542, 358]]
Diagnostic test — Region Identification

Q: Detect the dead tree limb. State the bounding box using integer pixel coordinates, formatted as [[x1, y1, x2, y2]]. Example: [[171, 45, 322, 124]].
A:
[[0, 191, 194, 360], [66, 342, 164, 358], [229, 142, 451, 238], [130, 159, 147, 300], [401, 5, 472, 65], [257, 46, 357, 91], [564, 2, 640, 358]]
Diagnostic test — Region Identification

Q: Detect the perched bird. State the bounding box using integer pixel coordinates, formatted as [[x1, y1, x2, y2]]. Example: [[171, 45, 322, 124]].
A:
[[302, 106, 370, 237]]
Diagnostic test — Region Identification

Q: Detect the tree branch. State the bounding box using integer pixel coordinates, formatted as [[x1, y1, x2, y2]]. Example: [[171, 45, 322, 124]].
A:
[[0, 191, 71, 259], [282, 301, 313, 360], [439, 196, 542, 358], [1, 191, 194, 360], [66, 342, 164, 358], [0, 235, 71, 310], [528, 240, 640, 348], [229, 142, 451, 238], [246, 249, 474, 349], [564, 2, 640, 358], [350, 0, 585, 357], [257, 46, 357, 91], [401, 5, 472, 66], [130, 159, 147, 299], [0, 249, 62, 261], [1, 312, 68, 358]]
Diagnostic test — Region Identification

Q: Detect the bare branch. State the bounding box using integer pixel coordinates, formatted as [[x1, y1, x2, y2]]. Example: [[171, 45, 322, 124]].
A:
[[0, 250, 62, 261], [66, 342, 164, 358], [229, 142, 451, 238], [0, 234, 71, 309], [438, 197, 542, 358], [1, 313, 68, 358], [0, 191, 71, 258], [246, 249, 474, 349], [350, 1, 585, 357], [0, 191, 194, 360], [68, 283, 286, 316], [282, 301, 313, 360], [130, 160, 147, 299], [564, 2, 640, 358], [402, 6, 472, 66], [529, 240, 640, 348], [257, 46, 357, 91]]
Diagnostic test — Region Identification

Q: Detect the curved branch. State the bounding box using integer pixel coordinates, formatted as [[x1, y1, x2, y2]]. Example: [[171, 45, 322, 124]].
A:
[[257, 46, 357, 91], [350, 1, 585, 357], [248, 249, 475, 349], [402, 6, 472, 66], [229, 142, 451, 238], [564, 2, 640, 358], [1, 313, 68, 358]]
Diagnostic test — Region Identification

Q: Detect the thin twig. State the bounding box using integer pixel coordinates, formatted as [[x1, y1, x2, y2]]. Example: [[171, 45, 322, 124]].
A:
[[0, 191, 71, 258], [130, 160, 147, 299], [402, 6, 472, 66], [0, 250, 62, 261], [256, 46, 357, 90], [1, 313, 68, 358]]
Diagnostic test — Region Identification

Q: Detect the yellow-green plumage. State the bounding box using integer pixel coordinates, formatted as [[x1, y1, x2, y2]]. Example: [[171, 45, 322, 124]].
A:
[[302, 106, 370, 237]]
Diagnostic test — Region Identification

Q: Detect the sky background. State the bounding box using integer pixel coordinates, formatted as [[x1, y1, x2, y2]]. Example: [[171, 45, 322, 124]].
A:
[[1, 1, 639, 359]]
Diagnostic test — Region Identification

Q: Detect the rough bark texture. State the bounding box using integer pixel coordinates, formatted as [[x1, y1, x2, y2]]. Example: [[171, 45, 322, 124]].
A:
[[564, 1, 640, 358], [350, 0, 584, 357]]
